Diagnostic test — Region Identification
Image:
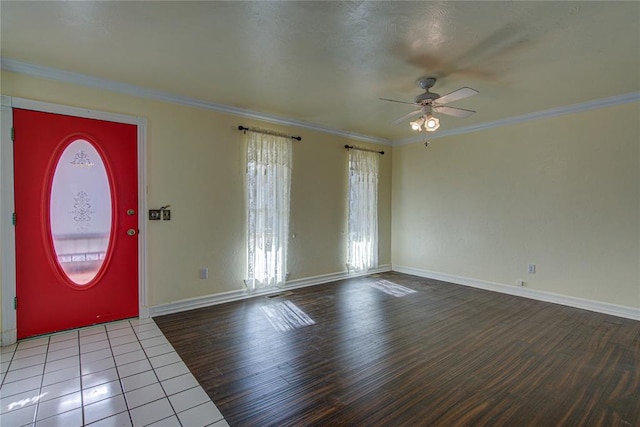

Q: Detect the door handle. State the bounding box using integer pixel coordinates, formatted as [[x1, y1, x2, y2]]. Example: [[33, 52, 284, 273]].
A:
[[127, 229, 137, 236]]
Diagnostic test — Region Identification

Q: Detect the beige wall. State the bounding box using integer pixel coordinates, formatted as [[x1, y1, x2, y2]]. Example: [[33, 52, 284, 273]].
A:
[[2, 68, 638, 341], [0, 71, 391, 314], [392, 102, 640, 308]]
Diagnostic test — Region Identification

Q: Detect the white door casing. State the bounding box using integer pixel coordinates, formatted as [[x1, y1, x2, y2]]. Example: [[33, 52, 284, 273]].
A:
[[0, 96, 149, 346]]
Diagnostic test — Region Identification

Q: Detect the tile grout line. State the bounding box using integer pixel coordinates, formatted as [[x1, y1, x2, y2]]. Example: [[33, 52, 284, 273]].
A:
[[128, 318, 163, 426], [32, 335, 52, 427], [96, 318, 181, 426], [79, 326, 91, 427], [105, 322, 134, 427], [153, 322, 229, 427], [0, 343, 17, 389], [3, 319, 228, 427], [36, 329, 84, 425], [132, 318, 183, 427], [139, 319, 220, 426]]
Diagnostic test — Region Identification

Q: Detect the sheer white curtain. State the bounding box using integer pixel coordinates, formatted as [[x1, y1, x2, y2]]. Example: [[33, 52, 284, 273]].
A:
[[246, 132, 292, 291], [347, 149, 379, 272]]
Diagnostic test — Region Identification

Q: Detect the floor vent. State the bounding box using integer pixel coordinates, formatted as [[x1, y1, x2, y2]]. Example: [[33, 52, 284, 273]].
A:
[[266, 291, 294, 299]]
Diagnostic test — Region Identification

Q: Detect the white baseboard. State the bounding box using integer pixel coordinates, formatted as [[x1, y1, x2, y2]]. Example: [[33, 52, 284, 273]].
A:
[[139, 306, 150, 320], [1, 328, 17, 347], [393, 265, 640, 321], [149, 264, 391, 318]]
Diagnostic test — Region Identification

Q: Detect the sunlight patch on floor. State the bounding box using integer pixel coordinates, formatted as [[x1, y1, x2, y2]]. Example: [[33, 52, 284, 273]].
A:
[[368, 279, 417, 297], [259, 301, 316, 332]]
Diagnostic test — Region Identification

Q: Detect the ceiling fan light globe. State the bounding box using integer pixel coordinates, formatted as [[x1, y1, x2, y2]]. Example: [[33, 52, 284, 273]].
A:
[[410, 121, 422, 131], [425, 116, 440, 132]]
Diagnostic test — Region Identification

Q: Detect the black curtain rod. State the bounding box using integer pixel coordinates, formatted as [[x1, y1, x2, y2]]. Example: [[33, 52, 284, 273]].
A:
[[345, 145, 384, 155], [238, 125, 302, 141]]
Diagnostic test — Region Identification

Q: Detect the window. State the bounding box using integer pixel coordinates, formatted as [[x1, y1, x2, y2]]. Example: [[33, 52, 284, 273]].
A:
[[50, 139, 111, 285], [246, 132, 292, 291], [347, 149, 379, 271]]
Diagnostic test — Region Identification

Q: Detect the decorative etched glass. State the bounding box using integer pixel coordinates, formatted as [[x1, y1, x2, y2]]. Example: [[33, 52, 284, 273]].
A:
[[50, 139, 112, 285]]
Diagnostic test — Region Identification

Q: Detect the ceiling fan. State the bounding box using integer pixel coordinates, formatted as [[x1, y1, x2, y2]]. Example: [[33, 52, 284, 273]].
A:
[[380, 77, 478, 132]]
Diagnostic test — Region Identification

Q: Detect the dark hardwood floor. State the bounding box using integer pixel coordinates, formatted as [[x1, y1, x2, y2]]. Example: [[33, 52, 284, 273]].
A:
[[154, 272, 640, 427]]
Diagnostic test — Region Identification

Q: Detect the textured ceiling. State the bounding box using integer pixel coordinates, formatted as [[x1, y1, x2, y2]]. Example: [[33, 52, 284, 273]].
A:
[[1, 1, 639, 142]]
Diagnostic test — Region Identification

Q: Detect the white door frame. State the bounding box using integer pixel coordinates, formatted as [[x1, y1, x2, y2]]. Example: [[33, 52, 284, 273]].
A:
[[1, 96, 149, 346]]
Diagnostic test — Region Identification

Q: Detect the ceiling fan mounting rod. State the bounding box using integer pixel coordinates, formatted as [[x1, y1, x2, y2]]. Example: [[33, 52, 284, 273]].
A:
[[414, 77, 441, 104]]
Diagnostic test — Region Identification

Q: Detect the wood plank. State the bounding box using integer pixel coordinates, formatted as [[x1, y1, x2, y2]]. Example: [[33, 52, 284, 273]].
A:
[[155, 272, 640, 426]]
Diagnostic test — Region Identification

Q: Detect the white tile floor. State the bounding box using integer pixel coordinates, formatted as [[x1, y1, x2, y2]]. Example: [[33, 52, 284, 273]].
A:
[[0, 318, 230, 427]]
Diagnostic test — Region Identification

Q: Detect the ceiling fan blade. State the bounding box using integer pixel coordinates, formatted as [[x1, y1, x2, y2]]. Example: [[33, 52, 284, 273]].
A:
[[433, 105, 476, 118], [379, 97, 418, 106], [435, 87, 479, 104], [392, 110, 422, 125]]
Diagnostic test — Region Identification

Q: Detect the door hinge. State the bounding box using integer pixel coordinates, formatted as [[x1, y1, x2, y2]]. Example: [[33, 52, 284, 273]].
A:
[[11, 127, 15, 141], [14, 297, 18, 310], [12, 212, 16, 226]]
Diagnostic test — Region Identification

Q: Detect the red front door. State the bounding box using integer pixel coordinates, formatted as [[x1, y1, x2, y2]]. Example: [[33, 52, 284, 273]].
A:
[[14, 109, 139, 339]]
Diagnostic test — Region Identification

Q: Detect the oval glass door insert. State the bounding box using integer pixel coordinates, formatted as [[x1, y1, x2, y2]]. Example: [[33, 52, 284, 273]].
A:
[[50, 139, 112, 285]]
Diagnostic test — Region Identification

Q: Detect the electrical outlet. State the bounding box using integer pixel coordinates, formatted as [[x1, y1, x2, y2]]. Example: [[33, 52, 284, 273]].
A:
[[149, 210, 161, 220], [200, 268, 208, 279], [162, 209, 171, 220], [528, 264, 536, 274], [516, 279, 525, 287]]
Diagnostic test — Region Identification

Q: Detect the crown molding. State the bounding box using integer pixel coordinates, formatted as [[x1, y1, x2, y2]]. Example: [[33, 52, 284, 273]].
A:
[[394, 91, 640, 145], [4, 58, 638, 148], [0, 58, 391, 145]]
